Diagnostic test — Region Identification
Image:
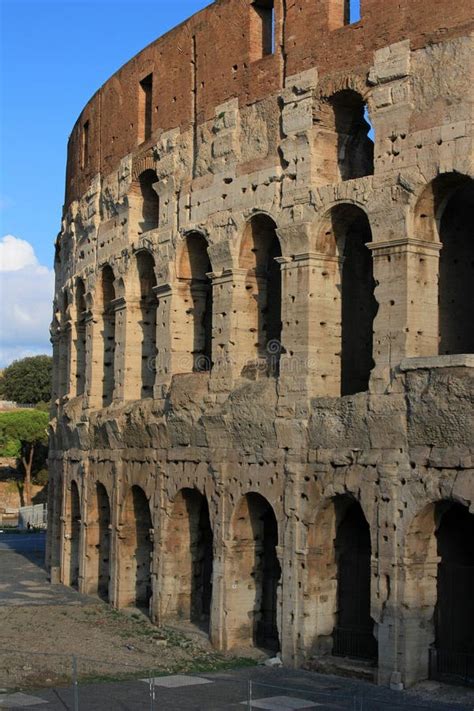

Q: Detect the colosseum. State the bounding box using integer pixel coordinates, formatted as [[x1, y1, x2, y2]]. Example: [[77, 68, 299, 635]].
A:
[[48, 0, 473, 690]]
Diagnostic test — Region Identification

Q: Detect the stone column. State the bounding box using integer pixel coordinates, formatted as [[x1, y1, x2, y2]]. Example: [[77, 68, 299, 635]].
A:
[[277, 250, 344, 402], [280, 465, 305, 667], [112, 296, 126, 403], [109, 460, 122, 609], [121, 297, 142, 401], [209, 269, 246, 387], [368, 239, 441, 392], [153, 283, 174, 396]]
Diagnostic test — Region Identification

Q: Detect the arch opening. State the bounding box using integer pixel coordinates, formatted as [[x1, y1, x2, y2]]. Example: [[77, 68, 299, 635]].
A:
[[100, 265, 116, 406], [317, 205, 377, 395], [177, 233, 213, 372], [162, 488, 213, 633], [403, 500, 474, 686], [306, 496, 376, 663], [136, 251, 157, 396], [330, 90, 374, 181], [239, 215, 282, 376], [334, 500, 377, 660], [85, 483, 111, 601], [74, 278, 86, 396], [136, 170, 159, 233], [227, 493, 281, 651], [66, 480, 81, 589], [120, 486, 153, 611], [438, 179, 474, 355]]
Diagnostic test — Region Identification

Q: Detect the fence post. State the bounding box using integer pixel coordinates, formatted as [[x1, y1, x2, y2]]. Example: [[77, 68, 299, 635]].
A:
[[72, 655, 79, 711], [149, 670, 155, 711]]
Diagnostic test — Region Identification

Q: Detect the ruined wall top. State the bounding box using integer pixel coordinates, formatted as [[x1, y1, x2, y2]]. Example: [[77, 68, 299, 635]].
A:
[[64, 0, 472, 209]]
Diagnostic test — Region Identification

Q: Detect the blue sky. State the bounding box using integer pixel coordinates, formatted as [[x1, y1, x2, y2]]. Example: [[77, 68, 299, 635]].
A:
[[0, 0, 361, 367]]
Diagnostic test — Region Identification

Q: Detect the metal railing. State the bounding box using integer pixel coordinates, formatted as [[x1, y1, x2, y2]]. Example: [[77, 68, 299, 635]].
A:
[[333, 626, 378, 661], [429, 647, 474, 687]]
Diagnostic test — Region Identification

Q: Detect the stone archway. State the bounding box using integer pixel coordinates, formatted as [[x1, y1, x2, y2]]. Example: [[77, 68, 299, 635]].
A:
[[315, 204, 377, 395], [176, 233, 213, 372], [118, 485, 153, 611], [402, 500, 474, 686], [304, 496, 376, 663], [438, 179, 474, 354], [65, 480, 81, 589], [84, 482, 111, 600], [161, 488, 213, 633], [239, 215, 282, 375], [225, 493, 281, 651]]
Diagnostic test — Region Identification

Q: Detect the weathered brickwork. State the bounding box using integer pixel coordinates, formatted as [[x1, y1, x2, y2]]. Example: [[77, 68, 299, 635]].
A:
[[49, 0, 474, 689]]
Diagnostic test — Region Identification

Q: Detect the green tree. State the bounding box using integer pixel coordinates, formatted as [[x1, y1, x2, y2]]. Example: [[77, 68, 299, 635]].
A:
[[0, 410, 49, 505], [0, 355, 52, 405]]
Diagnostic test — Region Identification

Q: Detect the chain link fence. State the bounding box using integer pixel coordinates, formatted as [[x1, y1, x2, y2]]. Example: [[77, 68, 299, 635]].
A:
[[0, 654, 464, 711]]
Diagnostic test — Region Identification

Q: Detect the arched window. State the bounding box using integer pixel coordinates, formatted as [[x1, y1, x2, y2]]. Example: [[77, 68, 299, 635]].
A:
[[316, 90, 374, 184], [239, 215, 282, 375], [330, 90, 373, 181], [438, 179, 474, 355], [414, 174, 474, 356], [136, 251, 157, 397], [136, 170, 159, 233], [317, 204, 377, 395], [100, 265, 116, 406], [177, 233, 213, 372], [74, 278, 86, 396]]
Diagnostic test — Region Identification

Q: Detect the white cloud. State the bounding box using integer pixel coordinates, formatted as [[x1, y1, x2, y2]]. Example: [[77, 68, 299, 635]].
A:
[[0, 234, 39, 272], [0, 235, 54, 368]]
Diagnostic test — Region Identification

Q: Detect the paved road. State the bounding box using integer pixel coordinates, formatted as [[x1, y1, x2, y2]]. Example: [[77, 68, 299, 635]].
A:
[[0, 532, 87, 606], [0, 532, 472, 710], [0, 666, 472, 710]]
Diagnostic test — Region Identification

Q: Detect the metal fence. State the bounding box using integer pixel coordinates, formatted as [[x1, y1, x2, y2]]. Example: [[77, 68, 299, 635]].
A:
[[429, 647, 474, 687], [0, 651, 465, 711]]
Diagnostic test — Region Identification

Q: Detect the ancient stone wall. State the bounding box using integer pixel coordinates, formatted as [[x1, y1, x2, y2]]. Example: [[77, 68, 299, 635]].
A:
[[49, 0, 474, 690]]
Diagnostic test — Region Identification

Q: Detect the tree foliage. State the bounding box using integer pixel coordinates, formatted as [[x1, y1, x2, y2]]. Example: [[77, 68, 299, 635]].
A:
[[0, 409, 49, 505], [0, 355, 53, 405]]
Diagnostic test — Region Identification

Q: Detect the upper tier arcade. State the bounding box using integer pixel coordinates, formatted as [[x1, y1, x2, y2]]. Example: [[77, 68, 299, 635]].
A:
[[64, 0, 472, 207]]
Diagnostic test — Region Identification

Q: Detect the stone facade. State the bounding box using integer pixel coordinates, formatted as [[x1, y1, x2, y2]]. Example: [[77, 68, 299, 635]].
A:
[[48, 0, 474, 689]]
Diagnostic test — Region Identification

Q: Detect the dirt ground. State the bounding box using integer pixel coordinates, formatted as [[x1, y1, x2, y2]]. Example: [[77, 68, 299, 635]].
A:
[[0, 602, 254, 690]]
